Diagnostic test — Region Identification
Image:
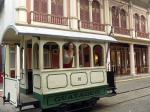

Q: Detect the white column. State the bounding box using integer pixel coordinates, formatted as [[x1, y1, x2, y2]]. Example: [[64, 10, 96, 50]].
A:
[[64, 0, 67, 17], [128, 1, 135, 38], [104, 0, 110, 24], [104, 0, 111, 34], [39, 41, 44, 71], [76, 43, 80, 68], [130, 44, 136, 76], [148, 46, 150, 73], [16, 0, 27, 23], [31, 0, 34, 11], [89, 0, 93, 22], [147, 9, 150, 38], [16, 45, 20, 79], [59, 43, 63, 69], [70, 0, 78, 30], [48, 0, 51, 14], [90, 44, 94, 67], [106, 43, 111, 71], [5, 45, 10, 77]]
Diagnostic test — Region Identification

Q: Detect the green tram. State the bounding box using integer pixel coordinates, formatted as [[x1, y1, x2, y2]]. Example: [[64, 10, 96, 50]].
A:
[[2, 25, 116, 111]]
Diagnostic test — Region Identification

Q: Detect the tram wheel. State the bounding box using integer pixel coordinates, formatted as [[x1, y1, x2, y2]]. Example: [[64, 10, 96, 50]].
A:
[[53, 104, 68, 112]]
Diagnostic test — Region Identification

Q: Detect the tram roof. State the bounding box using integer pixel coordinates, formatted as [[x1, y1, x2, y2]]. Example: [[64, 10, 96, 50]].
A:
[[7, 25, 117, 42]]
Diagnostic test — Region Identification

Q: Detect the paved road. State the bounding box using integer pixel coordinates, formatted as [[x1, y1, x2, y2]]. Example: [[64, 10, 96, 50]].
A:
[[1, 76, 150, 112]]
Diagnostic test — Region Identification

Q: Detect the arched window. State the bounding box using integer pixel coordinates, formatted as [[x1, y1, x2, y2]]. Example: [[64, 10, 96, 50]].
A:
[[79, 44, 91, 67], [120, 9, 126, 28], [80, 0, 89, 21], [112, 6, 119, 27], [33, 43, 39, 69], [92, 0, 101, 23], [51, 0, 63, 16], [34, 0, 48, 13], [141, 15, 146, 32], [135, 14, 140, 31], [43, 42, 59, 69], [63, 42, 76, 68], [93, 45, 103, 66]]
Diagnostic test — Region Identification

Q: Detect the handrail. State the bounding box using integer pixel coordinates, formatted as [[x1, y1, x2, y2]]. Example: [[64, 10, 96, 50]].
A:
[[136, 31, 149, 38], [113, 26, 130, 35], [80, 20, 105, 31], [28, 11, 69, 26]]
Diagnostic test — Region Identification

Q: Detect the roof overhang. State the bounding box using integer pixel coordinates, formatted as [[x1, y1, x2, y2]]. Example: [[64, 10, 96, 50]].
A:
[[3, 25, 117, 43]]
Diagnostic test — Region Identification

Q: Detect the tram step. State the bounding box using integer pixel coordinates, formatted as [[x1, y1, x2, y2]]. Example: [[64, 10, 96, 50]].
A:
[[19, 93, 39, 109]]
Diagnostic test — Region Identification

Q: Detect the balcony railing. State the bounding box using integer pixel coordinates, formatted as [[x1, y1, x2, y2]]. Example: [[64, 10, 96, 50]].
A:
[[80, 21, 105, 32], [113, 26, 130, 36], [136, 31, 149, 38], [28, 11, 69, 26]]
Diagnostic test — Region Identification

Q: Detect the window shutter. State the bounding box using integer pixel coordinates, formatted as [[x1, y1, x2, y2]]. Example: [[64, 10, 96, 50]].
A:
[[51, 0, 63, 16], [112, 6, 119, 27], [135, 14, 140, 31], [80, 0, 89, 21], [34, 0, 39, 12], [92, 1, 100, 23], [141, 16, 146, 32], [120, 10, 126, 28], [41, 0, 48, 14]]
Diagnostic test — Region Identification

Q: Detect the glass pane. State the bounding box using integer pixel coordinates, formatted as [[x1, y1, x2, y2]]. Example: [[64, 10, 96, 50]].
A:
[[10, 47, 15, 68], [79, 44, 90, 67], [93, 45, 103, 66], [63, 42, 76, 68], [33, 44, 39, 69], [43, 42, 59, 69]]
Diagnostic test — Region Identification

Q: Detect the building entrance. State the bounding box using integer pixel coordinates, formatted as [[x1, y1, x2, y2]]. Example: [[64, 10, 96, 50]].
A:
[[110, 43, 130, 76], [134, 45, 148, 74]]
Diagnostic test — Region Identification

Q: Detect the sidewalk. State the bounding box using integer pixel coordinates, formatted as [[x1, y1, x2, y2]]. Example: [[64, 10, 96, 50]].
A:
[[116, 73, 150, 82], [115, 74, 150, 94]]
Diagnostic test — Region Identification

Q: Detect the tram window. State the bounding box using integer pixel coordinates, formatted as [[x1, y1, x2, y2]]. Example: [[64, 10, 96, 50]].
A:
[[10, 46, 16, 78], [43, 42, 59, 69], [27, 43, 32, 69], [79, 44, 90, 67], [33, 43, 39, 69], [63, 42, 76, 68], [93, 45, 103, 66]]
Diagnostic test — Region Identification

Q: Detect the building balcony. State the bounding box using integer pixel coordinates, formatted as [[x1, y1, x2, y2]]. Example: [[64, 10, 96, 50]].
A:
[[28, 11, 69, 26], [113, 26, 130, 36], [79, 20, 105, 32], [136, 31, 149, 38]]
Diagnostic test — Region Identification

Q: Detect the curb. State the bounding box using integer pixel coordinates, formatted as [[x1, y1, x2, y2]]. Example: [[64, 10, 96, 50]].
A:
[[116, 75, 150, 83]]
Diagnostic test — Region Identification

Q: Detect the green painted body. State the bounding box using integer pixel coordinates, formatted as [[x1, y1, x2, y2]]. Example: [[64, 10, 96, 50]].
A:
[[32, 85, 108, 109]]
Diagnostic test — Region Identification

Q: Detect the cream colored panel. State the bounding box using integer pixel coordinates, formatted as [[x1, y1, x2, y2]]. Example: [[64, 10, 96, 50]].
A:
[[71, 72, 88, 86], [5, 78, 19, 107], [90, 71, 104, 84], [47, 74, 67, 89], [34, 74, 41, 89]]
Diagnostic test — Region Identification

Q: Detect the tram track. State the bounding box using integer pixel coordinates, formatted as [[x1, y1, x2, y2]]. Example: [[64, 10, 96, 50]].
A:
[[106, 85, 150, 106], [117, 85, 150, 94]]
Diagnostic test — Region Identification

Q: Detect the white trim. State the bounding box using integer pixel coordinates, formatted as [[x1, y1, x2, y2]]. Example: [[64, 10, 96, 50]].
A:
[[6, 25, 117, 42]]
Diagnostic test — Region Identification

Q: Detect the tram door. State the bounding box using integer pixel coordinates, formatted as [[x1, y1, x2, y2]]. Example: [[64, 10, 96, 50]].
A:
[[26, 41, 33, 94]]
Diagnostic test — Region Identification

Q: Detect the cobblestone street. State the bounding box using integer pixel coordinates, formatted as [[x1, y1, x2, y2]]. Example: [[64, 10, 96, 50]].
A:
[[1, 75, 150, 112]]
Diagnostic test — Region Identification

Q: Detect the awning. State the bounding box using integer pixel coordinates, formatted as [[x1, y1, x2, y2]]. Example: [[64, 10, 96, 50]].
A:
[[7, 25, 117, 42]]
